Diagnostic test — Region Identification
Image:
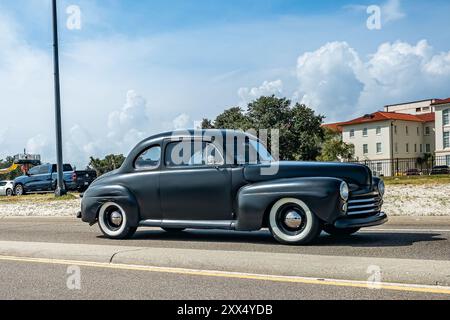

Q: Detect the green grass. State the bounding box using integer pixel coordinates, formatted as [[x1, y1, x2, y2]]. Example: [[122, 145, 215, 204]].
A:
[[0, 193, 79, 204], [384, 175, 450, 185]]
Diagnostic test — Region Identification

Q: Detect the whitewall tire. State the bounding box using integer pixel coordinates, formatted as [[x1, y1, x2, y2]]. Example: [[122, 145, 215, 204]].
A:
[[98, 202, 137, 239], [268, 198, 321, 245]]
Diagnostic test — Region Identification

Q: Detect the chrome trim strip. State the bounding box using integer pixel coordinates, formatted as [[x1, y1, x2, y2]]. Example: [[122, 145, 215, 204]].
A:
[[139, 219, 235, 230], [350, 191, 379, 198], [348, 203, 380, 210], [347, 208, 380, 216], [348, 197, 378, 204]]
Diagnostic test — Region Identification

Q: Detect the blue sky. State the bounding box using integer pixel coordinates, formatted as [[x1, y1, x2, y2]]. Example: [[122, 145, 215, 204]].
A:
[[1, 0, 450, 166]]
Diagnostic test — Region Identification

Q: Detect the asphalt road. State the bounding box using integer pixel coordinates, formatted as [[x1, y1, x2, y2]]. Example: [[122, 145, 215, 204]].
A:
[[0, 217, 449, 300]]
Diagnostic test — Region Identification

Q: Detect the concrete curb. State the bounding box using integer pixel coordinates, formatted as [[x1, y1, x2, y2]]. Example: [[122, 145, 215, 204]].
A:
[[0, 240, 449, 287]]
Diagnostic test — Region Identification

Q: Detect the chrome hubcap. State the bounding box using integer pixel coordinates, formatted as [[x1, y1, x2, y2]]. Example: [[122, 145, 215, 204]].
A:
[[284, 210, 303, 229], [109, 211, 123, 227]]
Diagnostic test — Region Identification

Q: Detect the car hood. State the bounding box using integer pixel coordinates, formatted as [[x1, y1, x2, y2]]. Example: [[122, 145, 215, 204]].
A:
[[244, 161, 372, 186], [13, 175, 28, 184]]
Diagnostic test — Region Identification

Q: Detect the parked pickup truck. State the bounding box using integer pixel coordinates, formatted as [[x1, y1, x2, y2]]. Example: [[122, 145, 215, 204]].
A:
[[13, 163, 97, 195]]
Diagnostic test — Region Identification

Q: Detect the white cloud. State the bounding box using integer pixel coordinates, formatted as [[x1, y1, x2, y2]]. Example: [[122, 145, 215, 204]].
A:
[[26, 134, 52, 157], [107, 90, 149, 141], [296, 42, 365, 120], [173, 113, 191, 130], [382, 0, 406, 23], [238, 80, 283, 105], [296, 40, 450, 121]]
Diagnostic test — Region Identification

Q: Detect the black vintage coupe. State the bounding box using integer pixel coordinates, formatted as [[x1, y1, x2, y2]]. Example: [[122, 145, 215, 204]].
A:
[[79, 130, 387, 245]]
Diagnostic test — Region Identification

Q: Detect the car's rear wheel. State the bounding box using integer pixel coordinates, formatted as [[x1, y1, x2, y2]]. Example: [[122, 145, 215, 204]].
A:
[[162, 228, 186, 233], [6, 189, 13, 197], [98, 202, 137, 239], [323, 225, 360, 236], [268, 198, 321, 245], [14, 184, 25, 196]]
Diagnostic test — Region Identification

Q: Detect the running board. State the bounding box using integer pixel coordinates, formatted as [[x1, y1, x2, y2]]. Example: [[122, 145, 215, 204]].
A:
[[139, 219, 236, 230]]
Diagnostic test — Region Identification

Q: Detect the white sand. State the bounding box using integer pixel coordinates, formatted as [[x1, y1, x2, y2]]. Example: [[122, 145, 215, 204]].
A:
[[0, 185, 449, 217]]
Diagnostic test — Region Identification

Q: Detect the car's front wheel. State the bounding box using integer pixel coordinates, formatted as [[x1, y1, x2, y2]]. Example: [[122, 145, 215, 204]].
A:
[[14, 184, 25, 196], [6, 189, 13, 197], [323, 225, 360, 236], [268, 198, 321, 245], [98, 202, 137, 239]]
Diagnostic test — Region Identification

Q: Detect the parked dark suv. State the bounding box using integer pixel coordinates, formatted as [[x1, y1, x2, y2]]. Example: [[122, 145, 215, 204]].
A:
[[13, 163, 96, 195]]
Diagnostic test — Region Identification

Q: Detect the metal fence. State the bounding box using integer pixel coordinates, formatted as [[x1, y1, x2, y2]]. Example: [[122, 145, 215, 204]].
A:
[[349, 156, 450, 177]]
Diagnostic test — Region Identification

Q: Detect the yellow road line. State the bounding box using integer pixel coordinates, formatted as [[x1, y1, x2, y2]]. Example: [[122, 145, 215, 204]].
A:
[[1, 255, 450, 295]]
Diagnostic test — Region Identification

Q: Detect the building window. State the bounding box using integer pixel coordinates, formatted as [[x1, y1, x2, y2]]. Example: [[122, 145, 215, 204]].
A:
[[426, 144, 431, 153], [425, 127, 431, 136], [376, 143, 382, 154], [350, 129, 355, 138], [376, 126, 381, 135], [406, 143, 409, 153], [363, 144, 368, 154], [414, 144, 417, 153], [416, 107, 421, 113], [420, 144, 423, 153], [406, 126, 409, 135], [444, 109, 450, 126], [376, 162, 383, 173], [394, 126, 397, 134], [447, 155, 450, 166], [417, 127, 420, 136], [444, 132, 450, 149], [363, 128, 368, 137]]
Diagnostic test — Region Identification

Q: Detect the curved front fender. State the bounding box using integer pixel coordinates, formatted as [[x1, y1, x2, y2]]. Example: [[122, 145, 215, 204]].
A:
[[81, 184, 140, 227], [235, 177, 344, 231]]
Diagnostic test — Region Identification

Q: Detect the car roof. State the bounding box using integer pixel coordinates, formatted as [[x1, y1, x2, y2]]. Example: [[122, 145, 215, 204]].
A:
[[144, 129, 257, 142]]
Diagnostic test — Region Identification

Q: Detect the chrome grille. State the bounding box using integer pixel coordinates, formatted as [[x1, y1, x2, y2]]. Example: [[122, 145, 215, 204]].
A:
[[348, 191, 382, 216]]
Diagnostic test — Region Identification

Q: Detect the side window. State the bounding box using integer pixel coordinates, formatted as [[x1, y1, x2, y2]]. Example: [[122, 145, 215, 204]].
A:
[[28, 166, 40, 175], [39, 166, 50, 174], [165, 141, 224, 167], [135, 146, 161, 170]]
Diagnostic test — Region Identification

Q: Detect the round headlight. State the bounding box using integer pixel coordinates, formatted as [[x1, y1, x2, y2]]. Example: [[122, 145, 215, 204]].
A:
[[340, 182, 349, 201], [378, 180, 385, 197]]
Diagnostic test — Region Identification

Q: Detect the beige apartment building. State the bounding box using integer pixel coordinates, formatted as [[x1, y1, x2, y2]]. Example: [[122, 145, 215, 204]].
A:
[[324, 99, 439, 176], [433, 98, 450, 165], [336, 112, 435, 176]]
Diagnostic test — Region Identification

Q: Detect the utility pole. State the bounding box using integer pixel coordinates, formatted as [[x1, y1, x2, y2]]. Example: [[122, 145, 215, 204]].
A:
[[52, 0, 66, 196]]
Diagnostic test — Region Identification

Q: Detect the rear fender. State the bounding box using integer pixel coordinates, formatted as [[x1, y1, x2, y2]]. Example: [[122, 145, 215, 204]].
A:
[[235, 177, 343, 231]]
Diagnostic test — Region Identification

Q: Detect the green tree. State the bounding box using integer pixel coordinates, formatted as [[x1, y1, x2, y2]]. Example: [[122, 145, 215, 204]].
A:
[[213, 107, 252, 130], [88, 154, 126, 176], [203, 96, 325, 160], [317, 128, 354, 162]]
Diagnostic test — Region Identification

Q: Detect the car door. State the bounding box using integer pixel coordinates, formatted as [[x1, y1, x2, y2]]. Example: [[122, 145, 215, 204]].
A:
[[36, 165, 52, 190], [24, 166, 42, 191], [0, 182, 6, 195], [160, 139, 232, 221], [125, 144, 162, 221]]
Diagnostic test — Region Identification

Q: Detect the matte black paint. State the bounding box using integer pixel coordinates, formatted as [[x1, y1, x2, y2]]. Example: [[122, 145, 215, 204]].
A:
[[80, 130, 387, 232]]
